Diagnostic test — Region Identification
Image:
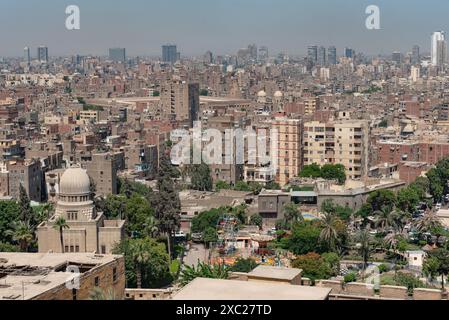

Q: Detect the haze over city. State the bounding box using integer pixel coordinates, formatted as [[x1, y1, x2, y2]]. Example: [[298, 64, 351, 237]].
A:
[[1, 0, 449, 57]]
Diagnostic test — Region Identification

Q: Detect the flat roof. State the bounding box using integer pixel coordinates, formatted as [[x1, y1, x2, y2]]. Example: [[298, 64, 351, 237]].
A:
[[248, 266, 302, 281], [0, 253, 122, 300], [172, 278, 331, 300]]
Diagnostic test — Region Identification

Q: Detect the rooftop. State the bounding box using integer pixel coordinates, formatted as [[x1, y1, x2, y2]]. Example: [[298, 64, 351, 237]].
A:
[[248, 265, 302, 281], [172, 278, 331, 300], [0, 253, 121, 300]]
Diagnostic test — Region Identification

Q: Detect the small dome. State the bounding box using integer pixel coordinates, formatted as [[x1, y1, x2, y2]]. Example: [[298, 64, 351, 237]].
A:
[[60, 167, 91, 195], [257, 90, 267, 97], [274, 91, 283, 97]]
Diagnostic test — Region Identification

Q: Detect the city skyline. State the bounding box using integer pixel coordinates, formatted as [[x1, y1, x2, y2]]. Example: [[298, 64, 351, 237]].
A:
[[2, 0, 449, 57]]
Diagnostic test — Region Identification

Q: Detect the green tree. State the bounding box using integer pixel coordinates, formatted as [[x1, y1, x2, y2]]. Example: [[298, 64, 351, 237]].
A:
[[52, 216, 69, 253], [234, 181, 252, 192], [319, 212, 340, 252], [425, 248, 449, 291], [5, 221, 33, 252], [321, 164, 346, 184], [191, 208, 223, 233], [291, 252, 332, 282], [367, 190, 396, 212], [0, 200, 20, 243], [322, 252, 341, 276], [231, 258, 259, 273], [150, 154, 181, 260], [18, 184, 36, 228], [202, 227, 218, 248], [113, 237, 172, 289], [190, 163, 213, 191], [282, 203, 303, 228], [286, 222, 325, 255], [299, 163, 322, 178], [414, 212, 442, 234], [423, 256, 439, 282], [215, 180, 231, 191], [250, 214, 263, 229], [179, 261, 229, 287], [397, 187, 421, 213], [356, 230, 373, 272]]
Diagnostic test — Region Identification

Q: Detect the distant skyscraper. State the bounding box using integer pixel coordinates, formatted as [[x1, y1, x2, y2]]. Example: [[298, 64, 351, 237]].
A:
[[411, 45, 420, 65], [109, 48, 126, 62], [259, 46, 268, 62], [248, 44, 258, 61], [307, 46, 318, 64], [317, 46, 326, 65], [392, 51, 402, 64], [327, 46, 337, 65], [344, 47, 355, 59], [162, 44, 178, 64], [37, 46, 48, 63], [24, 47, 31, 65], [204, 51, 213, 64], [431, 31, 446, 66]]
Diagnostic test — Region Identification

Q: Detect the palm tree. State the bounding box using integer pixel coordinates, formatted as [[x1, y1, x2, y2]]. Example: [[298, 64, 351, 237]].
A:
[[130, 241, 150, 289], [356, 230, 373, 274], [283, 203, 303, 227], [6, 221, 33, 252], [144, 215, 159, 238], [179, 261, 229, 287], [414, 212, 442, 234], [319, 212, 339, 252], [53, 216, 69, 253], [373, 206, 399, 232]]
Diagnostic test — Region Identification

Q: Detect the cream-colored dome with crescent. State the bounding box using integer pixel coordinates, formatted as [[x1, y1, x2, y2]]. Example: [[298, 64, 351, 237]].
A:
[[59, 167, 91, 195]]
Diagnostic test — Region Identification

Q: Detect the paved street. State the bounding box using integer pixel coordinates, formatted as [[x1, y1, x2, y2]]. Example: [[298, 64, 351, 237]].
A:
[[183, 243, 209, 266]]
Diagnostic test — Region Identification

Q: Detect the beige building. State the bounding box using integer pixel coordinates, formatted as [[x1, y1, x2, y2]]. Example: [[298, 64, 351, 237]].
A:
[[85, 153, 119, 197], [271, 117, 302, 187], [160, 79, 199, 127], [303, 97, 320, 115], [303, 120, 369, 180], [0, 252, 125, 300], [37, 167, 125, 254]]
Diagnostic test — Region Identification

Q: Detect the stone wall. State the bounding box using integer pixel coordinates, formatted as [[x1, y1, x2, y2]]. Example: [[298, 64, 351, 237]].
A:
[[413, 288, 444, 300], [316, 280, 445, 300], [33, 256, 125, 300], [125, 288, 173, 300], [379, 285, 409, 299]]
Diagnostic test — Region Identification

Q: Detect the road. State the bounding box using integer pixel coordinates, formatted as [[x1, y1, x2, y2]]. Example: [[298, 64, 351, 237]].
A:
[[183, 243, 209, 266]]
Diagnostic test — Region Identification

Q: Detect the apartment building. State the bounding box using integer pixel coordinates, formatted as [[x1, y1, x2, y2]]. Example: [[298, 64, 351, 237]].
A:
[[3, 159, 43, 202], [160, 80, 199, 127], [271, 117, 302, 187], [303, 120, 369, 180]]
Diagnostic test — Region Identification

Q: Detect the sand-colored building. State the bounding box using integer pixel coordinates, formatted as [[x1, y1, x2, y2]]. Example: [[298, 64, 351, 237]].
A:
[[0, 252, 125, 300], [271, 117, 302, 187], [37, 167, 125, 254]]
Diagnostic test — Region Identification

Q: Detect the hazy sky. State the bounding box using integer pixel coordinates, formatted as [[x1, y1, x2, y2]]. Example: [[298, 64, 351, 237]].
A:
[[1, 0, 449, 57]]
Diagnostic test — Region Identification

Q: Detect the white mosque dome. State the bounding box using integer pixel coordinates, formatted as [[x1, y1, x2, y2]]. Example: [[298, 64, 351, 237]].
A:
[[60, 167, 91, 195], [257, 90, 267, 97], [274, 91, 283, 98]]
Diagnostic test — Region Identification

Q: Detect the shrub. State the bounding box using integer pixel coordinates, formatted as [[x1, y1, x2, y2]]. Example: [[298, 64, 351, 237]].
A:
[[344, 272, 357, 283]]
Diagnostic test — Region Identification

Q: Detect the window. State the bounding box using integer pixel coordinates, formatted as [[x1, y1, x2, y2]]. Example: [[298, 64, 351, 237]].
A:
[[113, 268, 117, 282], [101, 245, 106, 254], [94, 276, 100, 287]]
